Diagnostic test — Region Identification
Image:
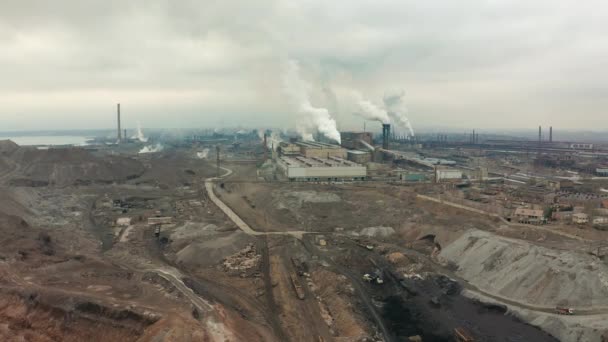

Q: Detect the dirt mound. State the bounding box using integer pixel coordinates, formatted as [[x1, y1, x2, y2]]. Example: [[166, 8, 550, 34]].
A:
[[175, 231, 253, 268], [360, 226, 395, 238], [137, 312, 210, 341], [440, 229, 608, 306], [0, 293, 143, 342], [4, 146, 144, 187], [0, 140, 19, 154]]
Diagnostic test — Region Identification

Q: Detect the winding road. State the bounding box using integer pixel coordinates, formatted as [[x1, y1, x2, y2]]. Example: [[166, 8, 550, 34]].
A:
[[204, 166, 312, 239]]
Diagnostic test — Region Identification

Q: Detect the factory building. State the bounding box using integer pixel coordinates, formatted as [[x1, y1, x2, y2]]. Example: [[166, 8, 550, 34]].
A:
[[296, 141, 347, 159], [277, 142, 301, 156], [434, 166, 463, 183], [347, 150, 372, 164], [340, 132, 373, 150], [277, 156, 367, 181]]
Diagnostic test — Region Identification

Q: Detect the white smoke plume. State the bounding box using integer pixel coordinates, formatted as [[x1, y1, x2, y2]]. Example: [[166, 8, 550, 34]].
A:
[[383, 90, 415, 137], [266, 131, 283, 150], [133, 121, 148, 142], [352, 92, 390, 124], [282, 60, 341, 143], [139, 143, 163, 154], [196, 148, 210, 159]]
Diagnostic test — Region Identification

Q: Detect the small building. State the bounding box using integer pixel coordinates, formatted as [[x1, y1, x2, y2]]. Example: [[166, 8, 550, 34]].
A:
[[592, 216, 608, 226], [475, 167, 489, 181], [513, 207, 545, 224], [277, 142, 300, 156], [552, 211, 573, 221], [547, 180, 575, 191], [572, 213, 589, 224], [400, 173, 427, 182], [435, 167, 463, 183], [347, 150, 372, 164], [116, 217, 132, 226], [596, 168, 608, 177]]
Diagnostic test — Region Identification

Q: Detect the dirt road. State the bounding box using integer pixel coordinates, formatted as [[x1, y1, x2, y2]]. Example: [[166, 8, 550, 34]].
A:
[[204, 167, 311, 239]]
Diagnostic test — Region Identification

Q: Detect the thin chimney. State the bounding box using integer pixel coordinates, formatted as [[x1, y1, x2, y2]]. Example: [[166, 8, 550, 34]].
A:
[[117, 103, 122, 142], [549, 126, 553, 143]]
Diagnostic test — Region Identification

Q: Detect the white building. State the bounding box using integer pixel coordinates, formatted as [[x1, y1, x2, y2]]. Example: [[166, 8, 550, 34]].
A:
[[277, 156, 366, 182], [435, 167, 463, 183], [572, 213, 589, 224]]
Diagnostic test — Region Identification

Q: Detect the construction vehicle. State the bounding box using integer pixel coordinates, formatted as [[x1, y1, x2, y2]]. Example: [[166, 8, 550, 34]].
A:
[[556, 307, 575, 315], [454, 327, 474, 342]]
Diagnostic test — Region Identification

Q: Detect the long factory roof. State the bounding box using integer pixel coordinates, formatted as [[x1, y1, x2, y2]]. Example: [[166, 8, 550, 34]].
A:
[[294, 141, 343, 149], [280, 155, 361, 168]]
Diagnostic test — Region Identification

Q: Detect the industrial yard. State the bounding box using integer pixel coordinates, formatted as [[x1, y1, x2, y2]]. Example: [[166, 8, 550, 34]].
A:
[[3, 119, 608, 342]]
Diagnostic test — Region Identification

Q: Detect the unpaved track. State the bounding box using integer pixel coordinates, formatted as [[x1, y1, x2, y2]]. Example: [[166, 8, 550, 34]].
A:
[[152, 268, 214, 313], [204, 167, 311, 239]]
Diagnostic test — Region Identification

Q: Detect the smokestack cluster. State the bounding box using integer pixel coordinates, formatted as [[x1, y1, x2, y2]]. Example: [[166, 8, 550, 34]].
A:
[[437, 134, 448, 144], [117, 103, 122, 142], [382, 124, 391, 150], [470, 130, 479, 144]]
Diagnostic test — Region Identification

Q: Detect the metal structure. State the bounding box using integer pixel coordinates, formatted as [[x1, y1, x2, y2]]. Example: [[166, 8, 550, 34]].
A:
[[216, 145, 221, 177], [382, 124, 391, 150], [117, 103, 122, 142]]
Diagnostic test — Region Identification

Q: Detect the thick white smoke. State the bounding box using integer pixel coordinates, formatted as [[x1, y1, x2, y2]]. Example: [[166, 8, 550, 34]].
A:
[[383, 90, 415, 137], [282, 60, 341, 143], [139, 143, 163, 154], [133, 121, 148, 142], [196, 148, 210, 159], [352, 92, 390, 124], [266, 131, 283, 150]]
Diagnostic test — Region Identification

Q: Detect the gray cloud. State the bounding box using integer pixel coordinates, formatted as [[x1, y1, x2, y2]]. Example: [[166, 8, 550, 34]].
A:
[[1, 0, 607, 131]]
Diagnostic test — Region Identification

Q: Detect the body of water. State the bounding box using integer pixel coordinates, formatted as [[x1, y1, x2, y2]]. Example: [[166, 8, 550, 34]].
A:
[[1, 135, 92, 146]]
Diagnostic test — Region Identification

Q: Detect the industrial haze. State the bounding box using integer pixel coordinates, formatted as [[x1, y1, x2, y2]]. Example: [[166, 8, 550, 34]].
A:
[[3, 2, 608, 342], [1, 0, 608, 133]]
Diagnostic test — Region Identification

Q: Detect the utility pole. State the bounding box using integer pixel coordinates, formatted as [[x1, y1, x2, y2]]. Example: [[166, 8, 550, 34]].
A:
[[216, 145, 220, 177]]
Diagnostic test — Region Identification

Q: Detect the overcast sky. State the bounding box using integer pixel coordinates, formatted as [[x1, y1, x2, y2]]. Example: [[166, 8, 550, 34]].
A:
[[1, 0, 607, 133]]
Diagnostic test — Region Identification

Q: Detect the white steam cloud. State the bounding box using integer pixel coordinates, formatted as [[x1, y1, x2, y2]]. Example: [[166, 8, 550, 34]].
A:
[[266, 131, 283, 150], [133, 121, 148, 142], [139, 143, 163, 154], [352, 91, 390, 124], [383, 90, 415, 137], [282, 60, 341, 143]]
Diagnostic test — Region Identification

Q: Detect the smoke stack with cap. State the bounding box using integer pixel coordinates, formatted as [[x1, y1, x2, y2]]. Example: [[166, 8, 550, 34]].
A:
[[117, 103, 122, 142], [382, 124, 391, 150]]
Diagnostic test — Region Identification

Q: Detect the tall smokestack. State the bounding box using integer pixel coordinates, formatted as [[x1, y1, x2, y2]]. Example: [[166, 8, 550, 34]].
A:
[[538, 125, 542, 145], [550, 126, 553, 143], [382, 124, 391, 150], [263, 133, 268, 160], [472, 130, 476, 144], [117, 103, 122, 142]]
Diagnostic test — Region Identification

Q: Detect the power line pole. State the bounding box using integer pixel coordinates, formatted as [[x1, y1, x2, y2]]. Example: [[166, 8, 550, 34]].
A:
[[216, 145, 220, 177]]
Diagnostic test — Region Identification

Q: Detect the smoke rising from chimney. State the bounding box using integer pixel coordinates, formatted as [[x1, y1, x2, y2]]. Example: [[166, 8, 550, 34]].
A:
[[135, 121, 148, 142], [383, 90, 415, 137], [352, 92, 390, 124], [282, 60, 341, 143]]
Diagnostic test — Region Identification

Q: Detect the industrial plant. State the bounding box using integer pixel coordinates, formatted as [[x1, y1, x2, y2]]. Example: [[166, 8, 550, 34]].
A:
[[3, 94, 608, 342]]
